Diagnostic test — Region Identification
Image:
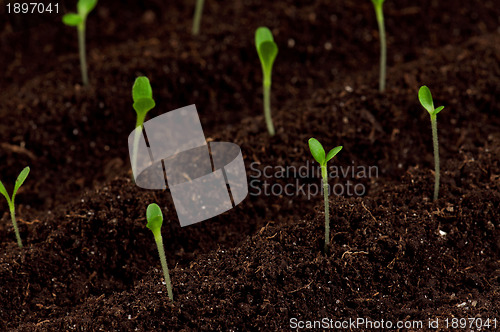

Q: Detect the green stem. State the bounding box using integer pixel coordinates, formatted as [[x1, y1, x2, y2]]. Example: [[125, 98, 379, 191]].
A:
[[192, 0, 205, 35], [154, 233, 173, 301], [131, 116, 145, 181], [374, 4, 386, 92], [322, 166, 329, 252], [78, 24, 89, 86], [10, 205, 23, 248], [430, 115, 440, 200], [263, 82, 275, 136]]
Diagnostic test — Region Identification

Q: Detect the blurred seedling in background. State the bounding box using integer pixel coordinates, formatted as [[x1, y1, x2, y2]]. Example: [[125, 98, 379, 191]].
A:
[[308, 139, 342, 252], [0, 167, 30, 248], [131, 76, 156, 178], [370, 0, 387, 92], [192, 0, 205, 35], [62, 0, 98, 86], [418, 85, 445, 201], [146, 203, 174, 301], [255, 27, 278, 136]]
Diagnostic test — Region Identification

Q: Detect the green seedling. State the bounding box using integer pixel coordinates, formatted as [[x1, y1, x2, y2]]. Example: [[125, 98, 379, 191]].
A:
[[192, 0, 205, 35], [255, 27, 278, 136], [131, 76, 156, 178], [370, 0, 387, 92], [308, 138, 342, 251], [62, 0, 98, 86], [0, 167, 30, 248], [418, 86, 445, 201], [146, 203, 173, 301]]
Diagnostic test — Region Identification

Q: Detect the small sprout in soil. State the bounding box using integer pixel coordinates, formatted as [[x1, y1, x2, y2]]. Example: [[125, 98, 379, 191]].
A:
[[418, 85, 445, 201], [308, 138, 342, 251], [131, 76, 156, 177], [255, 27, 278, 136], [62, 0, 97, 86], [146, 203, 174, 301], [192, 0, 205, 35], [0, 167, 30, 248], [370, 0, 387, 92]]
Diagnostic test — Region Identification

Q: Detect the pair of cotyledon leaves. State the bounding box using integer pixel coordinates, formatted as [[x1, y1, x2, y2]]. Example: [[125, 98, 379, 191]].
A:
[[0, 167, 30, 206], [418, 86, 445, 117], [255, 27, 278, 81], [308, 139, 342, 167], [132, 77, 156, 119], [146, 203, 163, 235], [62, 0, 98, 26]]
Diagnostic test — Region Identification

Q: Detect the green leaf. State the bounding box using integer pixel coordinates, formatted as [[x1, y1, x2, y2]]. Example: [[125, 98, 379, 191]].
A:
[[13, 167, 30, 198], [434, 105, 445, 115], [255, 27, 278, 82], [0, 180, 11, 204], [308, 138, 326, 165], [258, 41, 278, 78], [132, 77, 153, 102], [62, 13, 83, 26], [146, 203, 163, 233], [255, 26, 274, 47], [132, 77, 155, 119], [78, 0, 98, 16], [133, 98, 156, 116], [326, 146, 343, 163], [418, 85, 435, 114]]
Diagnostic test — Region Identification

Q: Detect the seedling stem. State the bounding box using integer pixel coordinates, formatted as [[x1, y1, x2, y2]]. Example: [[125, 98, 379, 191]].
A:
[[418, 86, 445, 200], [192, 0, 205, 35], [10, 205, 21, 248], [371, 0, 386, 92], [146, 203, 173, 301], [321, 165, 330, 248], [430, 115, 440, 200], [153, 230, 173, 300], [308, 138, 342, 252], [78, 26, 88, 86], [263, 84, 274, 136], [131, 77, 155, 178], [0, 166, 30, 248], [62, 0, 97, 86], [255, 27, 278, 136]]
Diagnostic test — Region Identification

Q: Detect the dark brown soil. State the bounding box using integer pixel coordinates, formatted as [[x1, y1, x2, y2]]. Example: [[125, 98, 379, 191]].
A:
[[1, 0, 499, 330]]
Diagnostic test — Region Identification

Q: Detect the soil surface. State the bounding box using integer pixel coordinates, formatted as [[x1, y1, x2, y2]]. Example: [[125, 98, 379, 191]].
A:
[[0, 0, 499, 330]]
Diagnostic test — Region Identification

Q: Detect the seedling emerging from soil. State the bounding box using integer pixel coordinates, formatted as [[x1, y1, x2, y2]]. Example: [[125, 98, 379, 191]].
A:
[[308, 138, 342, 251], [192, 0, 205, 35], [131, 76, 156, 177], [62, 0, 97, 86], [370, 0, 387, 92], [255, 27, 278, 136], [146, 203, 174, 301], [418, 86, 445, 201], [0, 167, 30, 248]]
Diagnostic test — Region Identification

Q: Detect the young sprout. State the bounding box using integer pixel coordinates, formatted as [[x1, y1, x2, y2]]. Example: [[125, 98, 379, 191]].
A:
[[370, 0, 387, 92], [62, 0, 98, 86], [255, 27, 278, 136], [146, 203, 173, 301], [131, 76, 156, 178], [0, 167, 30, 248], [308, 139, 342, 251], [192, 0, 205, 35], [418, 86, 445, 201]]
